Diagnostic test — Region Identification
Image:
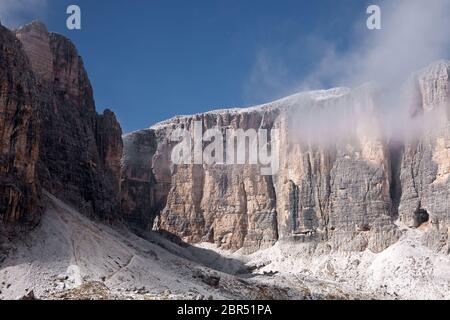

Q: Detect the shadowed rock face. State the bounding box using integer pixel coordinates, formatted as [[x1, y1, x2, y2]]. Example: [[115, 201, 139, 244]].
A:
[[122, 61, 450, 254], [14, 21, 123, 221], [0, 25, 41, 226], [0, 21, 123, 231]]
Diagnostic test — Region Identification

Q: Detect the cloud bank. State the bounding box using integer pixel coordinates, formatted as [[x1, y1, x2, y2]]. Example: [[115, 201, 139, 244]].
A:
[[249, 0, 450, 146], [311, 0, 450, 89], [246, 0, 450, 100], [0, 0, 47, 28]]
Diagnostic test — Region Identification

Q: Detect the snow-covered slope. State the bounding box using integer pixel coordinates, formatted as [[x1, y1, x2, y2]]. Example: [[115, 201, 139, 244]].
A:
[[242, 222, 450, 299], [148, 87, 350, 131], [0, 192, 348, 300], [2, 192, 449, 299]]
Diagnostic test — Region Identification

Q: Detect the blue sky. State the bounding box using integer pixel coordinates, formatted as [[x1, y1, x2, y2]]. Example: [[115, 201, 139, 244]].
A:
[[0, 0, 406, 132]]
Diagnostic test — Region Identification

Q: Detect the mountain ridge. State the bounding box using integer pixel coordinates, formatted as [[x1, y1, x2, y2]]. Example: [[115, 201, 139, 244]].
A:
[[2, 21, 450, 300]]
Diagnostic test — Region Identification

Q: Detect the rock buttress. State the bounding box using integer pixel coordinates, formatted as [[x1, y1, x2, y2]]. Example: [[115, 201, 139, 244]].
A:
[[15, 21, 123, 220], [0, 25, 41, 228], [397, 61, 450, 253]]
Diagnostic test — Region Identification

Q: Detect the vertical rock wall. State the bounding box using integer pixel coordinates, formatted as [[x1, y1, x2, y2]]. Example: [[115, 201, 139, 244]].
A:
[[122, 62, 450, 253], [0, 25, 41, 226], [397, 61, 450, 252], [14, 22, 124, 220], [1, 21, 123, 232]]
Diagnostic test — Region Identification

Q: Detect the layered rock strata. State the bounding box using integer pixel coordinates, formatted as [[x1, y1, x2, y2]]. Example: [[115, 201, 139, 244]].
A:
[[123, 61, 450, 254]]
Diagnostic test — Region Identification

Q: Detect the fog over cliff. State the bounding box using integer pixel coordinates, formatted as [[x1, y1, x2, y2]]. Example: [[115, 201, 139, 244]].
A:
[[289, 0, 450, 146]]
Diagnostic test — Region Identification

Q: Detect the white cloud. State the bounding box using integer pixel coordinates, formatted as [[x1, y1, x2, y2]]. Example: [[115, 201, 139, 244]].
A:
[[244, 0, 450, 145], [303, 0, 450, 143], [243, 49, 292, 104], [245, 0, 450, 100], [0, 0, 48, 28], [315, 0, 450, 88]]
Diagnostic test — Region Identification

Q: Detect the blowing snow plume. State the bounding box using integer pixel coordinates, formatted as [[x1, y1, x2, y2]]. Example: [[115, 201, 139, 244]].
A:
[[288, 0, 450, 146]]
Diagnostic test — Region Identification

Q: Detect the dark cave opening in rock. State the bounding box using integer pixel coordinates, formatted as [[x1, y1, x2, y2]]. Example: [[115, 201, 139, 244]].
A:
[[414, 208, 429, 227], [388, 142, 404, 219]]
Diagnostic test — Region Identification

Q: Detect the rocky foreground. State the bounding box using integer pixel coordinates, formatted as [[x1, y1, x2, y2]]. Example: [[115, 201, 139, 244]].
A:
[[0, 193, 357, 300], [1, 192, 449, 300], [1, 21, 450, 300]]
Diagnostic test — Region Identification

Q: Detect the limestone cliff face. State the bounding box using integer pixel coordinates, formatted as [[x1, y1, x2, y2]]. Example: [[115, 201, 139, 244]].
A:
[[397, 61, 450, 252], [0, 25, 41, 226], [123, 61, 450, 253], [273, 88, 398, 254], [122, 89, 397, 253], [0, 21, 123, 231], [123, 108, 281, 251]]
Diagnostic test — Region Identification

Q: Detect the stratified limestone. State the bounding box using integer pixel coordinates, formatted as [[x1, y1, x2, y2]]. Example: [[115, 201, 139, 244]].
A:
[[15, 21, 53, 82], [397, 61, 450, 253], [122, 87, 396, 253], [123, 61, 450, 254]]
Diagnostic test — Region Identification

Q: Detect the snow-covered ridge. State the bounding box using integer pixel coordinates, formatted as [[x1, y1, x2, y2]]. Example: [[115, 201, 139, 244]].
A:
[[134, 60, 449, 135], [416, 59, 450, 77], [145, 87, 351, 132]]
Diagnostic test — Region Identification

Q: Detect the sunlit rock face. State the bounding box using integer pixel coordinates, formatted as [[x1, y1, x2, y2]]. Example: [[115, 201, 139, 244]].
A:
[[122, 61, 450, 254], [273, 88, 397, 254], [15, 21, 53, 82], [123, 108, 280, 252]]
